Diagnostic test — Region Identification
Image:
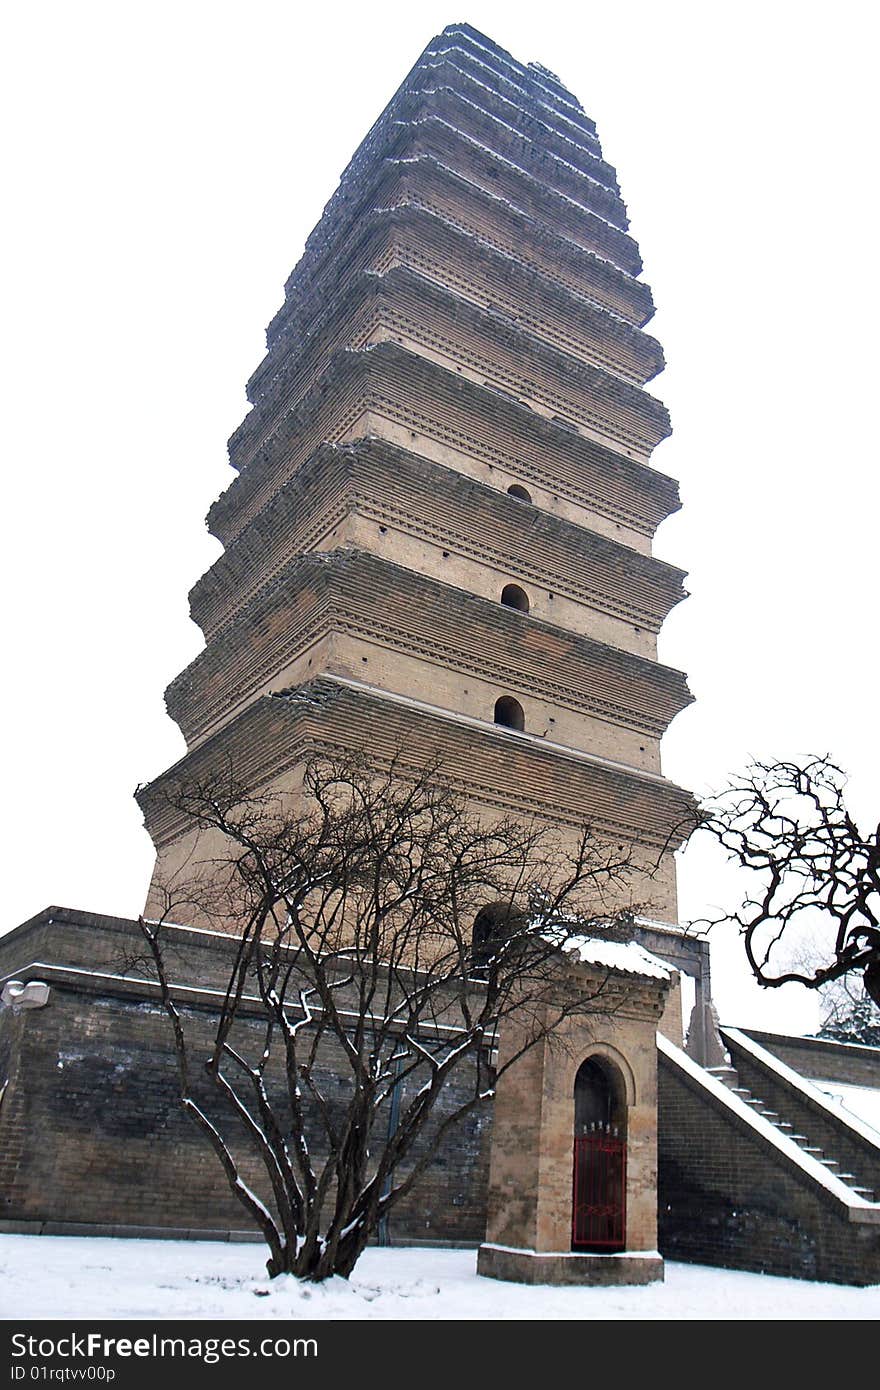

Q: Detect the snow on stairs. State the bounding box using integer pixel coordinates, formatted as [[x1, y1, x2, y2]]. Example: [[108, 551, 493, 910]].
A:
[[705, 1059, 877, 1202]]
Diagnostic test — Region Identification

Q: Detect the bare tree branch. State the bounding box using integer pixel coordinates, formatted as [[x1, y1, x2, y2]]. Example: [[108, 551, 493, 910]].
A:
[[693, 755, 880, 1006]]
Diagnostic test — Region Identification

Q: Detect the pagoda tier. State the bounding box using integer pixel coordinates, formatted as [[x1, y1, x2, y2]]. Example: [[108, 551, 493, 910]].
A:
[[275, 154, 654, 349], [207, 341, 679, 550], [254, 205, 663, 404], [167, 546, 691, 761], [138, 679, 688, 922], [302, 122, 634, 260], [140, 23, 693, 922], [403, 56, 619, 186], [279, 25, 630, 287], [190, 440, 685, 650], [402, 85, 628, 225], [425, 25, 602, 140], [274, 138, 640, 329], [229, 264, 669, 476]]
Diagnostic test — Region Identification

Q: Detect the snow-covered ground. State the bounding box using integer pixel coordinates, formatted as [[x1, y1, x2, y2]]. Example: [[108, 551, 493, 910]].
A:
[[0, 1237, 877, 1320]]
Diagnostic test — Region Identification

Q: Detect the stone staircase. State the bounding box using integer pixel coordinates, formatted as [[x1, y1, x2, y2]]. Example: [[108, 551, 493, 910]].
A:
[[706, 1060, 877, 1203], [659, 1030, 880, 1283]]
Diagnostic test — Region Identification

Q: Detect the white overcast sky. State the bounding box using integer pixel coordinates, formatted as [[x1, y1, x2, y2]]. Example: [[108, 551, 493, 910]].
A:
[[2, 0, 878, 1033]]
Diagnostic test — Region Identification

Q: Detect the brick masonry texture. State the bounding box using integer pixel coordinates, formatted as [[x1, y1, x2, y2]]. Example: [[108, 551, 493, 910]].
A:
[[4, 908, 877, 1286]]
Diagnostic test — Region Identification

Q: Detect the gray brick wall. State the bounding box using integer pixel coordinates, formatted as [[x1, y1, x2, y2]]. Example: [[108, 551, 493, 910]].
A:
[[0, 910, 490, 1244]]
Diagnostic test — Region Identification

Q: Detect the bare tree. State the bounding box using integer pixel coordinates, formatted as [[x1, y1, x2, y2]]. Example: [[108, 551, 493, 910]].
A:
[[695, 755, 880, 1007], [140, 752, 643, 1281]]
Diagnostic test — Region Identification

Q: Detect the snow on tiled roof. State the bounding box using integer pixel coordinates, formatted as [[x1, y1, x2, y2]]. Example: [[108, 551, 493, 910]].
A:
[[561, 936, 672, 980]]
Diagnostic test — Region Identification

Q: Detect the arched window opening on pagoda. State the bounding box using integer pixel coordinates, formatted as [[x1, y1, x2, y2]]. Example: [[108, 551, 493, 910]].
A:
[[507, 483, 532, 503], [470, 901, 521, 972], [494, 695, 525, 731], [500, 583, 530, 613], [572, 1056, 627, 1253]]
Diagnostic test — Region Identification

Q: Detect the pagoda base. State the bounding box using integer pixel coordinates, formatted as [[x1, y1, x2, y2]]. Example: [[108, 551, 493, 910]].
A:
[[477, 1243, 664, 1286]]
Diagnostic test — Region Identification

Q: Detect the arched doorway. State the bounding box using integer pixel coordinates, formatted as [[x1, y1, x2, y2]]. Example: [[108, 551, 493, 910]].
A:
[[507, 483, 532, 503], [471, 901, 519, 973], [494, 695, 525, 731], [571, 1056, 627, 1252], [500, 583, 530, 613]]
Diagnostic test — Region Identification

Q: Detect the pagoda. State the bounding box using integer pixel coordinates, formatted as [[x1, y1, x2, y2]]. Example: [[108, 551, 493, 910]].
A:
[[5, 30, 879, 1288], [138, 22, 692, 934]]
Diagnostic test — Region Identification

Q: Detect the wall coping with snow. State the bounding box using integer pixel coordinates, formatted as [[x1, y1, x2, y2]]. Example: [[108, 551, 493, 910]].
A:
[[740, 1026, 880, 1069]]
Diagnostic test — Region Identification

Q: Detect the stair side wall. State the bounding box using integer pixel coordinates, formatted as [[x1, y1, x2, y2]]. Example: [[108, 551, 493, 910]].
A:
[[740, 1029, 880, 1088]]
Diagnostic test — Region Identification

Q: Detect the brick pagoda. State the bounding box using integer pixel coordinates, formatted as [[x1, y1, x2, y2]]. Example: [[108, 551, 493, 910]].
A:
[[4, 24, 877, 1290], [139, 22, 693, 937]]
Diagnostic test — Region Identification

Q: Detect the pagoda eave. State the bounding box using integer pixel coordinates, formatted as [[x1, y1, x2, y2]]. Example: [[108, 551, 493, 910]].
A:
[[140, 678, 696, 863], [281, 153, 649, 336], [191, 437, 686, 646], [259, 204, 660, 404], [411, 56, 619, 187], [232, 263, 670, 472], [169, 546, 692, 752], [210, 342, 680, 549]]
